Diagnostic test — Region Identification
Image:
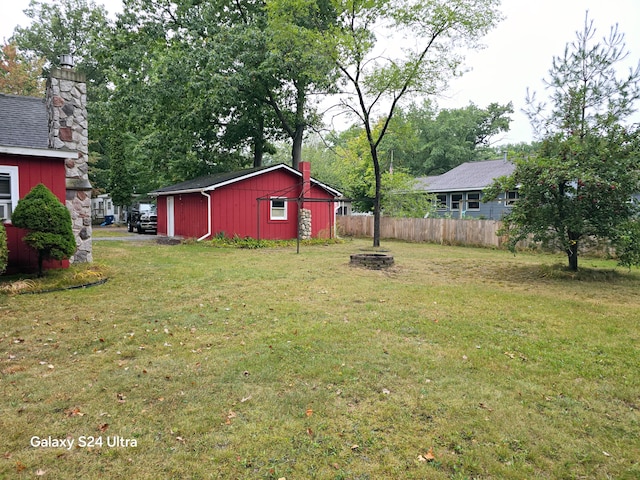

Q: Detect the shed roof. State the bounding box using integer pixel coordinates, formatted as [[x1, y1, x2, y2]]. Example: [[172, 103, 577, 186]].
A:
[[0, 93, 49, 149], [415, 159, 515, 192], [150, 163, 342, 197]]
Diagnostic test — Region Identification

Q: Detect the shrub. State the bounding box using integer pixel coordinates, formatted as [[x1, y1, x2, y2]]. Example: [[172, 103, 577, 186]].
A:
[[11, 184, 76, 276], [0, 222, 8, 275]]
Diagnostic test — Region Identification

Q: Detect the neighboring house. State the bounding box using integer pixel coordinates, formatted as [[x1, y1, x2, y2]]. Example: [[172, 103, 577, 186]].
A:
[[415, 159, 517, 219], [150, 162, 343, 240], [92, 193, 124, 224], [0, 60, 93, 274]]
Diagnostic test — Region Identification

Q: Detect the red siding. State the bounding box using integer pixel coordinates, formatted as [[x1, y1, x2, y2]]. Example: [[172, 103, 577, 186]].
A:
[[156, 167, 338, 241], [156, 196, 167, 235], [307, 183, 336, 239], [1, 154, 68, 274], [212, 169, 299, 240]]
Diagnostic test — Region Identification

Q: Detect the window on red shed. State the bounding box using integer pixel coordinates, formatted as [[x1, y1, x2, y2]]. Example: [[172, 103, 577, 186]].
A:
[[270, 198, 287, 220]]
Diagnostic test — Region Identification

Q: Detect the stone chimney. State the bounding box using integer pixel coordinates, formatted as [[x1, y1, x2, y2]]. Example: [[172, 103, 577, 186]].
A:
[[298, 161, 312, 240], [46, 57, 92, 263]]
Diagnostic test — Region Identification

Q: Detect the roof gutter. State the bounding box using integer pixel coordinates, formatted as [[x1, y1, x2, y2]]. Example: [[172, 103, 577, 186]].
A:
[[197, 190, 212, 242], [0, 145, 77, 159]]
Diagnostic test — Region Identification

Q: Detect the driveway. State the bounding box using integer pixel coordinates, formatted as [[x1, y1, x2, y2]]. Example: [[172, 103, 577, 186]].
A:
[[93, 226, 159, 242]]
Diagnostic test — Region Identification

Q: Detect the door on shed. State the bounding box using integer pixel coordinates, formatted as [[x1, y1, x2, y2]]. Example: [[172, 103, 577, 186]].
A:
[[166, 196, 175, 237]]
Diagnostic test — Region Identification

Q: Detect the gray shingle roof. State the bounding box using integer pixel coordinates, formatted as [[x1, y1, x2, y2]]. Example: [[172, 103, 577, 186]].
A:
[[152, 166, 271, 194], [416, 159, 515, 192], [0, 93, 49, 148]]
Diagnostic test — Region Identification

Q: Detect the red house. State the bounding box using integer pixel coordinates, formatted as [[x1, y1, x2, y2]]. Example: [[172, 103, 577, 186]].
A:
[[151, 162, 342, 240], [1, 62, 93, 274], [0, 94, 71, 273]]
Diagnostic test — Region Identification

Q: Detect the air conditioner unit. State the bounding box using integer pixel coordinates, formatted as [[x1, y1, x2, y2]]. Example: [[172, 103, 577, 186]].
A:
[[0, 201, 11, 221]]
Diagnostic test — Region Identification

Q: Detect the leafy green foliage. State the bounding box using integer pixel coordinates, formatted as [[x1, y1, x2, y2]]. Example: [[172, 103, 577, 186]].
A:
[[613, 220, 640, 269], [487, 14, 640, 271], [0, 222, 8, 275], [11, 0, 111, 85], [378, 101, 514, 176], [333, 0, 504, 245], [10, 184, 76, 276], [203, 233, 343, 249]]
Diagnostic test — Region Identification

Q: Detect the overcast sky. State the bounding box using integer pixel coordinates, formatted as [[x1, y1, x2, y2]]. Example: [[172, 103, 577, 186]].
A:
[[1, 0, 639, 145]]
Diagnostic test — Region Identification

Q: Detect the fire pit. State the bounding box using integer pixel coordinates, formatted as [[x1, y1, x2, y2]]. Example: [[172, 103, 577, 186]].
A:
[[349, 252, 394, 269]]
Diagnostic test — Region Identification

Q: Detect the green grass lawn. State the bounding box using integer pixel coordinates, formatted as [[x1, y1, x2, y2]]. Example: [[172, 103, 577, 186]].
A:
[[1, 238, 639, 479]]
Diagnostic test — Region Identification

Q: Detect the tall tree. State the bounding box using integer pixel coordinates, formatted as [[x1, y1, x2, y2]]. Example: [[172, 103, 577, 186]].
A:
[[486, 13, 640, 271], [410, 101, 513, 175], [0, 41, 46, 96], [333, 0, 503, 246], [11, 0, 112, 86]]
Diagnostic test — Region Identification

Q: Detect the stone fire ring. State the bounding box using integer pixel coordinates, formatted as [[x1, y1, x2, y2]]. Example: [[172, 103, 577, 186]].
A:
[[350, 252, 395, 269]]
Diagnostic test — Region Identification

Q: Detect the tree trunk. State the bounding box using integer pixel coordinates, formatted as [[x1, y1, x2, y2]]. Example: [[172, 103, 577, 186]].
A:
[[253, 116, 265, 168], [371, 147, 382, 247], [567, 236, 579, 271], [291, 125, 304, 171], [37, 252, 44, 278]]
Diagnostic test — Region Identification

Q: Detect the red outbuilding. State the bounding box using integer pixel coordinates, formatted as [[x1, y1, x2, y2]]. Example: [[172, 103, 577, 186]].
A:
[[151, 162, 342, 241]]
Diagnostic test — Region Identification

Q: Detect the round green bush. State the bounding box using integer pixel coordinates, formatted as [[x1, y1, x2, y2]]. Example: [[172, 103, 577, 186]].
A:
[[11, 184, 76, 275]]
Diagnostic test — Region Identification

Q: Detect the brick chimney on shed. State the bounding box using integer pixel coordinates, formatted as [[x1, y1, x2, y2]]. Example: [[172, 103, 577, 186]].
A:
[[298, 161, 312, 240], [46, 55, 92, 263]]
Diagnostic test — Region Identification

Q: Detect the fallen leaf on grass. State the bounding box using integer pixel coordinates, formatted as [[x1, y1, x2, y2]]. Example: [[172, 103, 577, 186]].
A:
[[65, 407, 85, 417], [305, 408, 313, 417], [36, 468, 46, 476], [116, 393, 126, 403], [98, 423, 109, 432], [15, 461, 26, 472], [175, 436, 186, 444], [225, 410, 237, 424], [418, 447, 436, 462]]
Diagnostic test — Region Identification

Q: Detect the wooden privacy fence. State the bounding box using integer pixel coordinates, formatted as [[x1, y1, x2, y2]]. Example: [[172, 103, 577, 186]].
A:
[[337, 215, 510, 248]]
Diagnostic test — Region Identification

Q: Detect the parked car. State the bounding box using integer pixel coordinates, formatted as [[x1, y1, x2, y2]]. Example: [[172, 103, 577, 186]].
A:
[[127, 202, 157, 234]]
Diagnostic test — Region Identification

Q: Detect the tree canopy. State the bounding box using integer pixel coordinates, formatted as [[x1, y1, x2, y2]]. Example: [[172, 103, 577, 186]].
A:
[[332, 0, 503, 246], [0, 41, 45, 96], [487, 13, 640, 271]]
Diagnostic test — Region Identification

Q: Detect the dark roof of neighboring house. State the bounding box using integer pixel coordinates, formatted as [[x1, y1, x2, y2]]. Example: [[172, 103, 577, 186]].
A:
[[415, 159, 515, 192], [151, 163, 342, 197], [0, 93, 49, 148]]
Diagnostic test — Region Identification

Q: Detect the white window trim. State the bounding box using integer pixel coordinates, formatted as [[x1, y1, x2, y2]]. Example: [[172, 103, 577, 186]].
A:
[[435, 194, 447, 210], [466, 192, 481, 211], [270, 197, 287, 220], [450, 193, 463, 211], [0, 166, 19, 223]]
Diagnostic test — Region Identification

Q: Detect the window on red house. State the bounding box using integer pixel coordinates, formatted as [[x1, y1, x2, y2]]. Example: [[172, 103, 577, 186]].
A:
[[0, 167, 19, 222]]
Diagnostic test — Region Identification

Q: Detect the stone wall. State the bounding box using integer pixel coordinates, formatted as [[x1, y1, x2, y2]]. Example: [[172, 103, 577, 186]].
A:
[[46, 66, 92, 263]]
